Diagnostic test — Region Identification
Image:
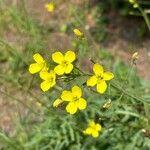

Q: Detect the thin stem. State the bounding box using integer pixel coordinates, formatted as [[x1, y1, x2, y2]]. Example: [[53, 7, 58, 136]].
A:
[[138, 7, 150, 31], [110, 82, 149, 103]]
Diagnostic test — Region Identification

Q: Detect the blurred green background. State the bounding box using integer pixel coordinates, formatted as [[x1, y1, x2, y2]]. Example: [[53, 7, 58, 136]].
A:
[[0, 0, 150, 149]]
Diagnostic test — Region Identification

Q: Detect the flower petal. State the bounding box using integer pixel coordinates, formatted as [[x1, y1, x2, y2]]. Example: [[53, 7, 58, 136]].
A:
[[83, 128, 92, 135], [65, 51, 76, 63], [96, 81, 107, 94], [103, 72, 114, 81], [29, 63, 42, 74], [65, 64, 73, 74], [87, 75, 97, 87], [39, 71, 50, 80], [92, 130, 99, 138], [89, 120, 95, 127], [54, 65, 65, 75], [95, 124, 102, 131], [50, 79, 56, 87], [78, 98, 87, 110], [49, 70, 56, 79], [33, 53, 44, 63], [72, 86, 82, 98], [53, 98, 63, 107], [93, 63, 104, 75], [40, 81, 51, 92], [66, 101, 77, 114], [52, 52, 64, 64], [61, 91, 73, 101], [73, 29, 84, 37]]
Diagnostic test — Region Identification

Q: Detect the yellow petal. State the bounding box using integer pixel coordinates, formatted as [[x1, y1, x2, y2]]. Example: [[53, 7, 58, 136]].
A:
[[103, 72, 114, 81], [72, 86, 82, 98], [78, 98, 87, 110], [96, 81, 107, 94], [83, 128, 92, 135], [40, 71, 50, 80], [66, 101, 77, 114], [40, 70, 56, 80], [53, 98, 63, 107], [29, 63, 42, 74], [50, 79, 56, 87], [65, 51, 76, 63], [49, 70, 56, 79], [52, 52, 64, 64], [54, 65, 65, 75], [87, 75, 97, 87], [95, 124, 101, 131], [40, 81, 51, 92], [33, 53, 44, 63], [41, 64, 49, 72], [65, 64, 73, 74], [61, 91, 73, 101], [93, 63, 104, 75], [89, 120, 95, 127], [92, 130, 99, 138]]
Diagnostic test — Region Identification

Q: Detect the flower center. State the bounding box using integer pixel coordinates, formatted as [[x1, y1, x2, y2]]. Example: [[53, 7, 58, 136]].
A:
[[97, 75, 104, 83], [48, 77, 54, 83], [73, 96, 79, 102], [62, 60, 68, 67]]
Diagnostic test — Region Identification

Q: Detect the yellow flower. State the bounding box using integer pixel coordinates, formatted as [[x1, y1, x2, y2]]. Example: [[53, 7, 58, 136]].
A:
[[52, 51, 76, 75], [60, 86, 87, 114], [29, 53, 47, 74], [87, 63, 114, 94], [45, 3, 55, 12], [83, 120, 102, 138], [73, 28, 84, 38], [40, 70, 56, 92]]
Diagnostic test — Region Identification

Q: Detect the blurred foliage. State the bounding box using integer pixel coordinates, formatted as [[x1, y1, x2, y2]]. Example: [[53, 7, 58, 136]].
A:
[[89, 0, 150, 41]]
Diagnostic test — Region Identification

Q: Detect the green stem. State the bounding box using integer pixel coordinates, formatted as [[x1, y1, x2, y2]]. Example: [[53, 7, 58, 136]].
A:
[[110, 82, 149, 103], [138, 7, 150, 31]]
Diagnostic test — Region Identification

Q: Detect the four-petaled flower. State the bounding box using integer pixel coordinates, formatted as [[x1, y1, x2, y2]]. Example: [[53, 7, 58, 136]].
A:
[[60, 86, 87, 114], [52, 51, 76, 75], [29, 53, 47, 74], [73, 28, 84, 38], [40, 70, 56, 92], [45, 3, 55, 12], [83, 120, 102, 138], [87, 63, 114, 94]]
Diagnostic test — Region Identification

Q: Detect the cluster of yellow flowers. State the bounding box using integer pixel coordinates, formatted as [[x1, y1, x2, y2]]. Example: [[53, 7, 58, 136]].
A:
[[28, 29, 114, 138], [29, 50, 76, 92]]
